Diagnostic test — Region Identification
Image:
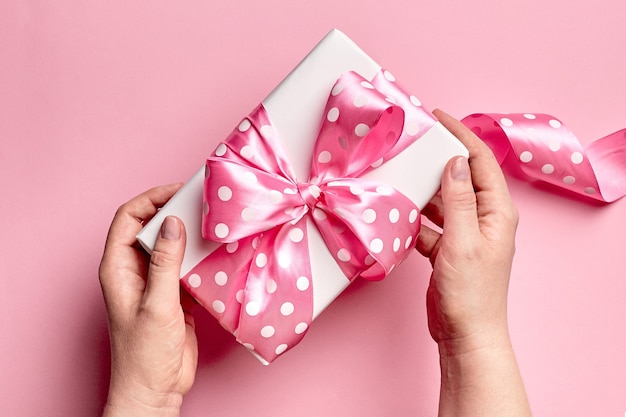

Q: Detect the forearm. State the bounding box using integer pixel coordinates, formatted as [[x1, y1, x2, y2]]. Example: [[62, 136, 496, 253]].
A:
[[438, 335, 531, 417]]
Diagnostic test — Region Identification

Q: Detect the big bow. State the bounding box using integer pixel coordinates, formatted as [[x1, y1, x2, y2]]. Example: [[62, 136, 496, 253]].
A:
[[181, 71, 435, 363]]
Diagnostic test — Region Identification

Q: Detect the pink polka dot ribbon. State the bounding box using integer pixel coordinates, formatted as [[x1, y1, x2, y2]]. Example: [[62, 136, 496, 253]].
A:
[[181, 70, 435, 363], [462, 113, 626, 202]]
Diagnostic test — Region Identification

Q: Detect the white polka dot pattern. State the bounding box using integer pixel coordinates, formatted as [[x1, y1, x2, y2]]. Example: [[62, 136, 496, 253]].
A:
[[461, 113, 624, 201], [188, 274, 201, 288], [186, 69, 441, 363]]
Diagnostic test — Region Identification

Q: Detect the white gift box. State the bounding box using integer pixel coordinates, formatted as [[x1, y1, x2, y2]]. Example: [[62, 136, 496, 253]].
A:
[[137, 29, 468, 361]]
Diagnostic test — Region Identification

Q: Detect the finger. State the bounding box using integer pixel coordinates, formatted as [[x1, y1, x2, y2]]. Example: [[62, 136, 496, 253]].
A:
[[434, 110, 516, 229], [435, 110, 518, 239], [143, 216, 187, 311], [104, 183, 183, 248], [439, 156, 480, 242], [100, 183, 183, 302], [415, 222, 441, 260]]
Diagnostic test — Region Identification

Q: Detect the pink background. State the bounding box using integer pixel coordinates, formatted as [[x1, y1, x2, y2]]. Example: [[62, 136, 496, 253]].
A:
[[1, 1, 624, 416]]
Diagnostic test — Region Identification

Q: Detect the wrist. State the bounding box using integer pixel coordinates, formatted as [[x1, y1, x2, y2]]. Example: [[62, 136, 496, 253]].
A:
[[437, 330, 531, 417], [437, 326, 515, 391], [438, 335, 515, 389], [437, 320, 512, 358], [103, 382, 183, 417]]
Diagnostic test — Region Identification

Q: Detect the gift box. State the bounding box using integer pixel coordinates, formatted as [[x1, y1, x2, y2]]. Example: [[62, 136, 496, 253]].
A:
[[137, 29, 468, 364]]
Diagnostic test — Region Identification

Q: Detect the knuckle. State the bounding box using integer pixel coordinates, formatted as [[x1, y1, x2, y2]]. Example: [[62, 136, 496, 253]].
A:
[[485, 196, 519, 231], [137, 301, 160, 321], [98, 264, 109, 287], [447, 235, 482, 260], [98, 261, 117, 291], [448, 190, 477, 211], [149, 248, 178, 270], [114, 201, 131, 218], [460, 240, 483, 260], [138, 298, 177, 324], [501, 200, 520, 229]]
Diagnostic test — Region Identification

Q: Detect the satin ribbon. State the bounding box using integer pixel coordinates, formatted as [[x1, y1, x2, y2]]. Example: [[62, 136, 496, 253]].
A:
[[462, 113, 626, 202], [178, 71, 626, 364], [181, 70, 434, 363]]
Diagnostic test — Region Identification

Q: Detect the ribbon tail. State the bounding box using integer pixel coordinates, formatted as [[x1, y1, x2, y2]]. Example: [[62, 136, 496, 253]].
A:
[[235, 219, 314, 363], [180, 236, 257, 335], [586, 129, 626, 202], [462, 113, 626, 203]]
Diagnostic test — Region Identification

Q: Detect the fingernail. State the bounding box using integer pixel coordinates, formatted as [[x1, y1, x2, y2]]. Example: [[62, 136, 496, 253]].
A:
[[451, 157, 470, 181], [161, 216, 181, 240]]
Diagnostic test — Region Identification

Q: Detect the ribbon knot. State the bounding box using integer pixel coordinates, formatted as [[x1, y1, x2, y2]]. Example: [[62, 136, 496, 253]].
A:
[[297, 183, 322, 210]]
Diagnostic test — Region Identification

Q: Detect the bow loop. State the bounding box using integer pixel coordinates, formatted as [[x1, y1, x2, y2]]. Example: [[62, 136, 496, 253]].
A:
[[203, 159, 304, 243], [314, 178, 420, 280], [310, 72, 407, 182]]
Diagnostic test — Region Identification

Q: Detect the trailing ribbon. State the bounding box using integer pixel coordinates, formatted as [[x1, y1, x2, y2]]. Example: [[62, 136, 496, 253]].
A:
[[462, 113, 626, 202], [181, 70, 434, 363]]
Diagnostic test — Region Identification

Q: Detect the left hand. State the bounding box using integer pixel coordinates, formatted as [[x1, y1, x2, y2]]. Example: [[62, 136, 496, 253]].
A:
[[99, 184, 198, 417]]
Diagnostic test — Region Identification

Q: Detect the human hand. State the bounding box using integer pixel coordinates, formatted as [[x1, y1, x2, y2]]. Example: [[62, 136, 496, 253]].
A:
[[416, 110, 530, 416], [99, 184, 198, 417], [416, 109, 519, 354]]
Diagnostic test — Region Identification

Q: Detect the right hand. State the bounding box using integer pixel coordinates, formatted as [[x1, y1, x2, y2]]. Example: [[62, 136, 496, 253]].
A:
[[415, 109, 519, 354]]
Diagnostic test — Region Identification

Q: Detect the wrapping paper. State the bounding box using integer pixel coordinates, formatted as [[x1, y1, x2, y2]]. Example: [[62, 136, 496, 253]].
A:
[[137, 29, 468, 363]]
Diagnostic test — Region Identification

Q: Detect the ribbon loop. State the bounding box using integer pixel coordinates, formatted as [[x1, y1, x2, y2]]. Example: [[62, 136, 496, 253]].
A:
[[203, 158, 303, 243], [313, 178, 421, 280], [311, 72, 407, 182]]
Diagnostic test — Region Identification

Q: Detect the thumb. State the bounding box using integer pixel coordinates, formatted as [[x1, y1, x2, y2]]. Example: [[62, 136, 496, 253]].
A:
[[440, 156, 480, 242], [144, 216, 187, 308]]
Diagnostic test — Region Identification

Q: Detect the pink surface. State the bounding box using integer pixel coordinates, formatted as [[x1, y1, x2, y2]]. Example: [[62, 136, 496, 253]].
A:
[[1, 1, 624, 416]]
